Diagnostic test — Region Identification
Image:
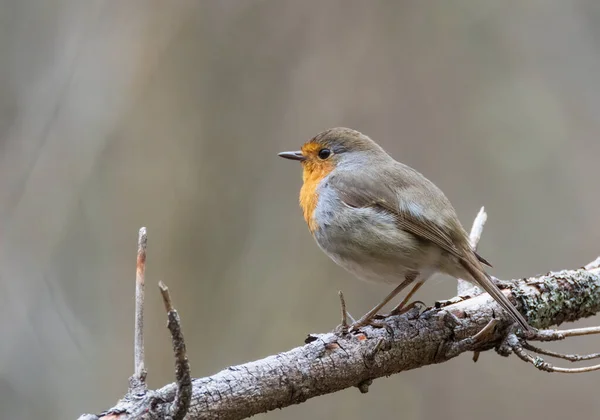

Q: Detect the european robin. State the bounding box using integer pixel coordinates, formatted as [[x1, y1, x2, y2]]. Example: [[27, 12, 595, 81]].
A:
[[279, 127, 531, 331]]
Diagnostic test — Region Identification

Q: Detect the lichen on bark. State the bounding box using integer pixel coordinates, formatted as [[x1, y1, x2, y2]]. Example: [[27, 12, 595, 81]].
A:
[[513, 269, 600, 328]]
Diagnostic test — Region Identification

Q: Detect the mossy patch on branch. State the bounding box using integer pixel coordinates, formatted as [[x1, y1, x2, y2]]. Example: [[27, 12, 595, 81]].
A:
[[511, 270, 600, 329]]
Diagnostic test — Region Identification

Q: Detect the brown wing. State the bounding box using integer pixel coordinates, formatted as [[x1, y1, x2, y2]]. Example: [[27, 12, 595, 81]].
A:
[[328, 164, 468, 262]]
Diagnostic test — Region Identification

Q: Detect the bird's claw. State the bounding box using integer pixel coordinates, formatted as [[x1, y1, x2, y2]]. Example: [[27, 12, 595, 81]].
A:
[[348, 317, 386, 332], [388, 300, 425, 316], [347, 301, 425, 332]]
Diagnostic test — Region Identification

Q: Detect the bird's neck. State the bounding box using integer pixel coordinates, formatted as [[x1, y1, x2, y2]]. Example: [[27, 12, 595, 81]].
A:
[[299, 164, 332, 233]]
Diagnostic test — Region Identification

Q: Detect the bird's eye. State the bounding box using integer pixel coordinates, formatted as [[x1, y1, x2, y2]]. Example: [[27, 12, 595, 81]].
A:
[[318, 148, 331, 159]]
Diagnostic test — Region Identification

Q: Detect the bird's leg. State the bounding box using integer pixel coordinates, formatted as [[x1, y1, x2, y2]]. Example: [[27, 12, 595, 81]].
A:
[[388, 279, 425, 315], [350, 273, 417, 330]]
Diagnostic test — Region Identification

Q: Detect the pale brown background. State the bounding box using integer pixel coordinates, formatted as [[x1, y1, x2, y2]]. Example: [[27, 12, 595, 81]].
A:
[[1, 1, 599, 419]]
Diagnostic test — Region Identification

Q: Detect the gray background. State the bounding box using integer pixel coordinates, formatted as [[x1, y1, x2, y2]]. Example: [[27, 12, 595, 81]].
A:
[[1, 1, 599, 419]]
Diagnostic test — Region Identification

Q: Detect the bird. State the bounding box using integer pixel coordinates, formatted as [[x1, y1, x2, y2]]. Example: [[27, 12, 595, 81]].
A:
[[278, 127, 531, 331]]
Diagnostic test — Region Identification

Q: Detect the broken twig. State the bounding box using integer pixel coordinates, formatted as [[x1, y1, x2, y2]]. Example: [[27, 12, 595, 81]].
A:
[[130, 227, 147, 391], [159, 281, 192, 420]]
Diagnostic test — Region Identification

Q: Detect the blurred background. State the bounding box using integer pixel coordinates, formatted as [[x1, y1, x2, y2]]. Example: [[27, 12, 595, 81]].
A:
[[1, 1, 599, 419]]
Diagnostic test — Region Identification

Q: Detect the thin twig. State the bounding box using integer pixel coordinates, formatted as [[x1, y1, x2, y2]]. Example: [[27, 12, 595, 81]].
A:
[[522, 342, 600, 362], [508, 334, 600, 373], [585, 256, 600, 271], [559, 326, 600, 338], [461, 207, 488, 360], [469, 206, 488, 249], [159, 281, 173, 312], [159, 281, 192, 420], [472, 319, 499, 342], [445, 319, 500, 359], [457, 207, 487, 296], [131, 227, 148, 390], [532, 326, 600, 342], [338, 291, 348, 332]]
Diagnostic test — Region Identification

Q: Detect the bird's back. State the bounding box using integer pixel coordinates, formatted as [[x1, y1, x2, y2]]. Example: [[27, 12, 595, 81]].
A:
[[333, 155, 469, 248]]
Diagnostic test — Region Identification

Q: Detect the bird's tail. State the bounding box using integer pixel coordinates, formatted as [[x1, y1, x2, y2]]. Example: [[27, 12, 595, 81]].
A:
[[459, 256, 532, 332]]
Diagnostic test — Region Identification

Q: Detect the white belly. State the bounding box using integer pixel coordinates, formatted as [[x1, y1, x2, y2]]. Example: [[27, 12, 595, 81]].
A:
[[312, 194, 443, 285]]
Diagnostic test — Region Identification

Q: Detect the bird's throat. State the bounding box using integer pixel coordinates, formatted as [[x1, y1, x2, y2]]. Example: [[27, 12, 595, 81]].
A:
[[299, 163, 332, 233]]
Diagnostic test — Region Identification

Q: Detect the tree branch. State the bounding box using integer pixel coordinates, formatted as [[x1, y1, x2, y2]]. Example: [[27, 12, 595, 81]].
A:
[[78, 216, 600, 420], [80, 263, 600, 420]]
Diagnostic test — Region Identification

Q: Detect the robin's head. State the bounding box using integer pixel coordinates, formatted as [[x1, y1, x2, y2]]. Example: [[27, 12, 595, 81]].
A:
[[278, 127, 386, 178], [279, 127, 386, 231], [279, 128, 390, 231]]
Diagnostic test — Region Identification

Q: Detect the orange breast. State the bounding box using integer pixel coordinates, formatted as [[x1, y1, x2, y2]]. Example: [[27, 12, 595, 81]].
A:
[[299, 161, 333, 233]]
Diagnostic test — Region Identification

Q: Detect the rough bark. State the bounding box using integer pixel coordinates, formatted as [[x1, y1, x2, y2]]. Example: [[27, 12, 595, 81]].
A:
[[79, 266, 600, 420]]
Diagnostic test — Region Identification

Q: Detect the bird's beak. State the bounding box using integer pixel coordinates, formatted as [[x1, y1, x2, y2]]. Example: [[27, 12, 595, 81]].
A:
[[278, 150, 306, 161]]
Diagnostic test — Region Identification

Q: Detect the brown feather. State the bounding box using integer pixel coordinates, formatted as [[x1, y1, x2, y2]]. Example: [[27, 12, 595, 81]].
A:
[[330, 163, 468, 262], [459, 255, 531, 331], [475, 251, 493, 267]]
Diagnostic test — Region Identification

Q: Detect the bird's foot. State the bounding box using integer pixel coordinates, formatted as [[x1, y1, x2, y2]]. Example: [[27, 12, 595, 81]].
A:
[[346, 301, 425, 332], [387, 300, 425, 317], [348, 315, 387, 332]]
